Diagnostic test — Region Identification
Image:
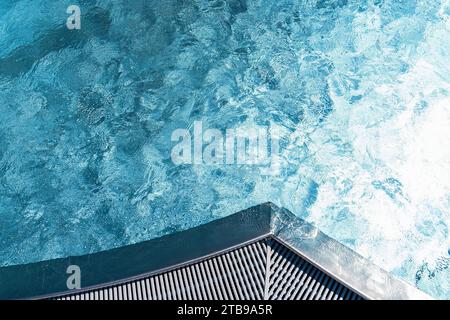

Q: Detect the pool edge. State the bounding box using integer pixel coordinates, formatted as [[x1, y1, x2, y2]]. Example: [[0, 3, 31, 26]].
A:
[[0, 203, 432, 300]]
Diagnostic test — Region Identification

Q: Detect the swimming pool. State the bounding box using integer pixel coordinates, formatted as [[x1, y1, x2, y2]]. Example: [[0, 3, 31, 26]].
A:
[[0, 0, 449, 299]]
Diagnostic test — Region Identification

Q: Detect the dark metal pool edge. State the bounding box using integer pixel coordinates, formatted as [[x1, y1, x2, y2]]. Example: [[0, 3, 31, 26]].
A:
[[0, 203, 272, 300], [0, 202, 432, 300]]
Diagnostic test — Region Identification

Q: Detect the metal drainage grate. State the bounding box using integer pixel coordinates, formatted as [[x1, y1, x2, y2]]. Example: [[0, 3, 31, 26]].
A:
[[54, 238, 363, 300]]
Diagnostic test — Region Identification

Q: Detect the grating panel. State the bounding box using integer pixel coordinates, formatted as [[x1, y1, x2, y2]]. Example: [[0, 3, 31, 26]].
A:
[[265, 239, 363, 300], [53, 237, 363, 300]]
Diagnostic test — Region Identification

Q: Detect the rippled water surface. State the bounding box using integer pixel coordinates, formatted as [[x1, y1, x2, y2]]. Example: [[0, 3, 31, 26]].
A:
[[0, 0, 449, 298]]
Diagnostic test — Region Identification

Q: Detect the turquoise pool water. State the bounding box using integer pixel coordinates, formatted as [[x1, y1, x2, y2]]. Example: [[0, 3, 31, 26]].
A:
[[0, 0, 449, 298]]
